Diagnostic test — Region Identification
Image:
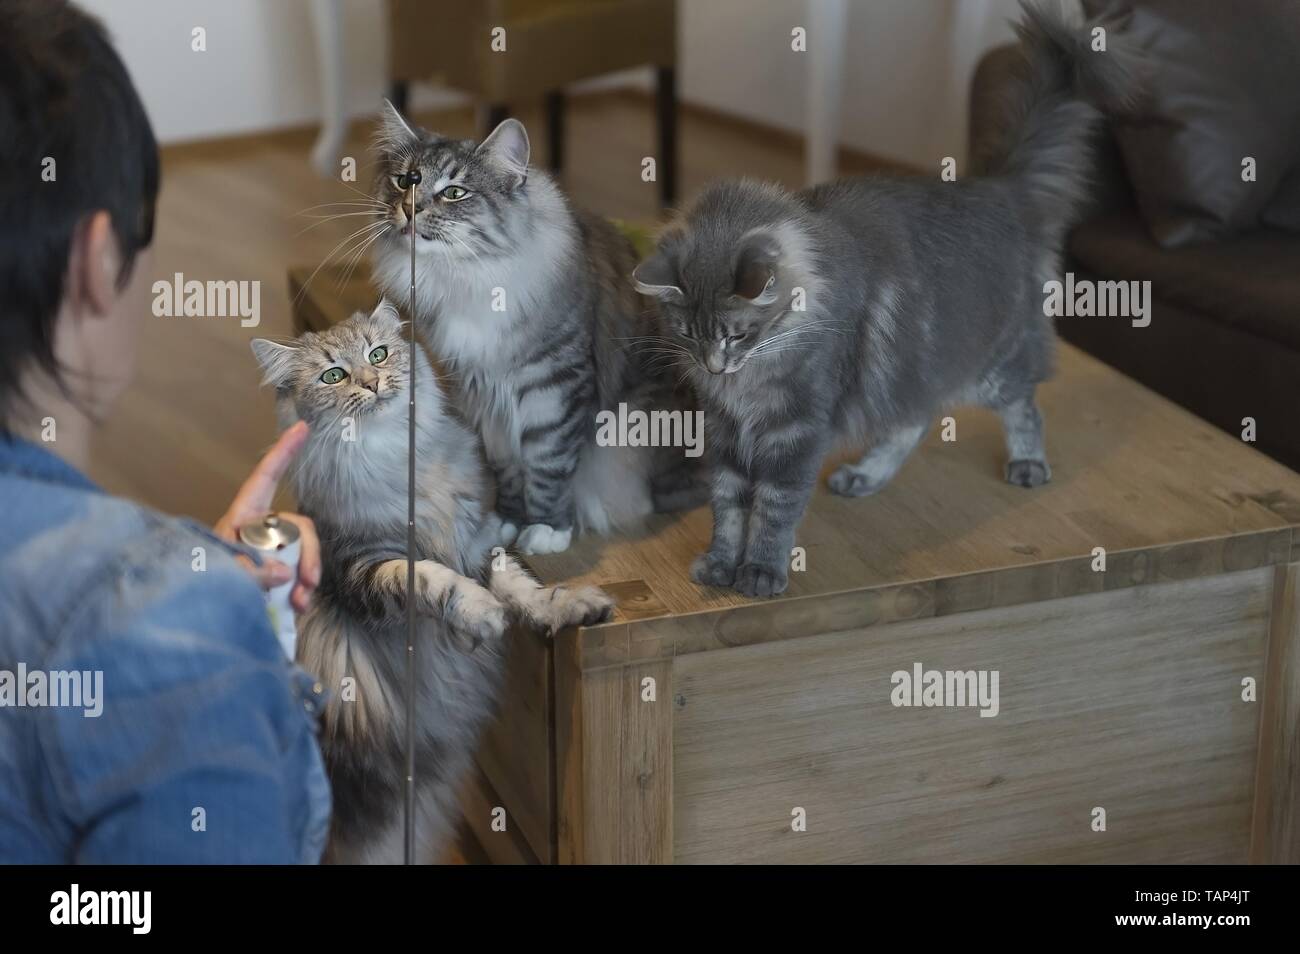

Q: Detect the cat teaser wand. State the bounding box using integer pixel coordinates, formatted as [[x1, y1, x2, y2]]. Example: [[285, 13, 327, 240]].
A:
[[397, 167, 421, 865]]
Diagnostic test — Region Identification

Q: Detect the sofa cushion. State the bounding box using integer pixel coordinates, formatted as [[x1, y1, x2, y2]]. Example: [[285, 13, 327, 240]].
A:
[[1081, 0, 1300, 248], [1068, 211, 1300, 350]]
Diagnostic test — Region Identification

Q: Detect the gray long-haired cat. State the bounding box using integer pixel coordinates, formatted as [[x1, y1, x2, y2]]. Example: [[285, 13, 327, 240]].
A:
[[633, 3, 1136, 598], [251, 301, 612, 864], [368, 109, 701, 555]]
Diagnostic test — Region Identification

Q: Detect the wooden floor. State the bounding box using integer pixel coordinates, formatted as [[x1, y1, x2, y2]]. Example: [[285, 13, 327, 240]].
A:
[[89, 93, 886, 522]]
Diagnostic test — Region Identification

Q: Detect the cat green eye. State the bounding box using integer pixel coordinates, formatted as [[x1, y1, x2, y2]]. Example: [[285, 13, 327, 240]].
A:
[[368, 345, 388, 365], [320, 367, 348, 385], [439, 185, 470, 202]]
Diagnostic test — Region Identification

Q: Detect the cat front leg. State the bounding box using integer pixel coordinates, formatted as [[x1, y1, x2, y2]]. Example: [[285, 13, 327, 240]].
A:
[[488, 555, 614, 636], [492, 463, 527, 546], [514, 427, 580, 555], [732, 447, 823, 599], [363, 559, 508, 650], [690, 463, 748, 588]]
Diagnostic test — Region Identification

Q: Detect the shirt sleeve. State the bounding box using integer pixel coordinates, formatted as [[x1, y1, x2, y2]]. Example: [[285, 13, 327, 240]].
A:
[[34, 542, 330, 864]]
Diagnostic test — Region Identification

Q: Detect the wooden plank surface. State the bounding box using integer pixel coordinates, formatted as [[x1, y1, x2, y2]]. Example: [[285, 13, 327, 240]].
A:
[[458, 765, 540, 865], [672, 568, 1273, 864], [1251, 562, 1300, 863], [473, 627, 555, 863], [554, 636, 674, 864]]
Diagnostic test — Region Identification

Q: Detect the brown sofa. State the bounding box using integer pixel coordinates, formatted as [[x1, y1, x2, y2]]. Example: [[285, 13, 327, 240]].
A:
[[970, 46, 1300, 472]]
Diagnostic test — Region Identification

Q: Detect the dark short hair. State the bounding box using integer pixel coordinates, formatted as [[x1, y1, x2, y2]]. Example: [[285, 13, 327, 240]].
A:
[[0, 0, 159, 426]]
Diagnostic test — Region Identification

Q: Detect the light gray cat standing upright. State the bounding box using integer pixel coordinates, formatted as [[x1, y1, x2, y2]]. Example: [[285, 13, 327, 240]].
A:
[[369, 109, 701, 555], [251, 302, 612, 864], [633, 3, 1137, 598]]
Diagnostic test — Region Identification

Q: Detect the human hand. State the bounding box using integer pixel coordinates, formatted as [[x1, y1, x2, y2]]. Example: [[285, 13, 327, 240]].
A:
[[214, 421, 321, 613]]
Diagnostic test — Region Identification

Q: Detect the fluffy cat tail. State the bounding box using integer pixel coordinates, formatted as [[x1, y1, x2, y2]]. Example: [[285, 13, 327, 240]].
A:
[[992, 1, 1141, 241]]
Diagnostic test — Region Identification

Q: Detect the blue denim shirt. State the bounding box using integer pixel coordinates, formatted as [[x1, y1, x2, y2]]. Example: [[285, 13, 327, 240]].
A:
[[0, 435, 330, 863]]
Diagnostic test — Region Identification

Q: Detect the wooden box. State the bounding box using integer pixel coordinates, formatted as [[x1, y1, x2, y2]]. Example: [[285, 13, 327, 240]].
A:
[[469, 346, 1300, 865], [292, 268, 1300, 865]]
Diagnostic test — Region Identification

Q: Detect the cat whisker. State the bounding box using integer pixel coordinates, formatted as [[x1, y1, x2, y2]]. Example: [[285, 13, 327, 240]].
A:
[[296, 201, 390, 215], [444, 230, 483, 267], [294, 211, 386, 238], [293, 221, 392, 307], [337, 179, 391, 203], [339, 225, 392, 287]]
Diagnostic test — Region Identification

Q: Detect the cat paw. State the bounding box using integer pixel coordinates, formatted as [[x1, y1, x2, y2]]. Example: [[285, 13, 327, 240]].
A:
[[495, 518, 520, 547], [445, 584, 508, 652], [529, 584, 615, 636], [1005, 459, 1051, 488], [690, 552, 738, 588], [732, 562, 788, 598], [828, 464, 887, 498], [517, 524, 573, 554]]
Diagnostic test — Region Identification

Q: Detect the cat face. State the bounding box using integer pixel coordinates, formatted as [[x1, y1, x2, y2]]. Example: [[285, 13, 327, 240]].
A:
[[250, 301, 411, 427], [372, 103, 530, 262], [634, 228, 791, 375]]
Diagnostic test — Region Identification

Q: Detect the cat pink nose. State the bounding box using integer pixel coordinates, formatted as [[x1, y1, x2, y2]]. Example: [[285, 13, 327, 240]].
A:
[[360, 379, 378, 393]]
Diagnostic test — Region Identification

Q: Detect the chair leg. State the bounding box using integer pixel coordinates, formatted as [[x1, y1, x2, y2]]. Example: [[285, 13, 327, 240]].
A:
[[545, 90, 564, 173], [655, 66, 678, 207], [485, 103, 510, 138], [389, 81, 409, 114]]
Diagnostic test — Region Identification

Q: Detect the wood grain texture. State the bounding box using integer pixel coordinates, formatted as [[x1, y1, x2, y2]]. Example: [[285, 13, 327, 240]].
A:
[[1251, 562, 1300, 863], [474, 626, 554, 863], [672, 568, 1273, 864], [458, 764, 540, 865], [554, 636, 673, 864]]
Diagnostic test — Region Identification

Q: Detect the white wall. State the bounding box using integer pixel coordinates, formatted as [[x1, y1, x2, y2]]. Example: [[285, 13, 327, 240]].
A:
[[79, 0, 420, 144], [681, 0, 1023, 167], [81, 0, 1025, 167]]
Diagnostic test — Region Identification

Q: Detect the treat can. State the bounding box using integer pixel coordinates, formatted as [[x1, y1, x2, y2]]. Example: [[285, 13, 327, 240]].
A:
[[238, 514, 301, 660]]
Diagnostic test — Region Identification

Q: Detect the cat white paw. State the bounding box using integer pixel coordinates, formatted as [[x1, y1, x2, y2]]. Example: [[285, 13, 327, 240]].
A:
[[516, 524, 573, 554], [527, 584, 615, 636], [496, 519, 520, 546]]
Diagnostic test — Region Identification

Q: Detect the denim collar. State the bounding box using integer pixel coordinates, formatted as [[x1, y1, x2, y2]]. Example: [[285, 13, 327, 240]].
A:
[[0, 432, 101, 494]]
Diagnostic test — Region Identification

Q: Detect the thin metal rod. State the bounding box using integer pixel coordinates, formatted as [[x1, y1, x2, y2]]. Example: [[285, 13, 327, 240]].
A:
[[403, 179, 418, 865]]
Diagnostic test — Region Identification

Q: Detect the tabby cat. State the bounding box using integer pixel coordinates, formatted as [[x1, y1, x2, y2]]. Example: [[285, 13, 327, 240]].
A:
[[251, 302, 611, 863], [369, 109, 701, 555]]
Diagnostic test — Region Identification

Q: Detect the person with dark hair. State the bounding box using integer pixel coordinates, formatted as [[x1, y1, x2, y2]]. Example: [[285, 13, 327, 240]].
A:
[[0, 0, 331, 862]]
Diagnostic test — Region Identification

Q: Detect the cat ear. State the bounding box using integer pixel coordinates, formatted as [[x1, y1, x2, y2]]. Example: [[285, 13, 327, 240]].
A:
[[377, 98, 418, 150], [632, 251, 685, 304], [476, 118, 530, 187], [733, 230, 781, 305], [370, 298, 404, 333], [250, 338, 299, 387]]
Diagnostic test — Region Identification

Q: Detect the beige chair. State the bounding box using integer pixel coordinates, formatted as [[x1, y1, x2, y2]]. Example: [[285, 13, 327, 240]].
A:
[[388, 0, 678, 204]]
